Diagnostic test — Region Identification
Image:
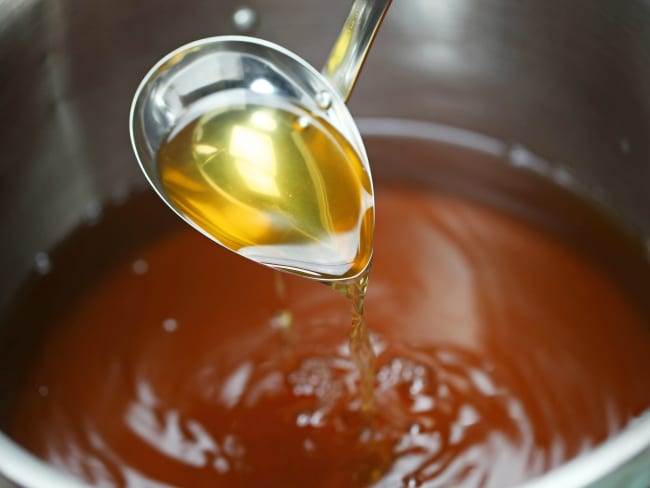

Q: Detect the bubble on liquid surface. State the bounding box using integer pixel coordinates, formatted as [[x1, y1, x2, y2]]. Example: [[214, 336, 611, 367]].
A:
[[162, 318, 178, 332], [213, 457, 229, 473], [404, 476, 420, 487], [295, 115, 310, 130], [408, 422, 422, 436], [296, 412, 310, 427], [295, 410, 325, 428], [303, 439, 316, 452], [377, 357, 433, 398], [289, 358, 337, 399], [270, 309, 292, 330], [131, 259, 149, 275]]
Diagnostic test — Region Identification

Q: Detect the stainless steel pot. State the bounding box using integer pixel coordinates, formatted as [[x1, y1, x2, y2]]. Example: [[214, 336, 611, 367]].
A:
[[1, 0, 649, 486]]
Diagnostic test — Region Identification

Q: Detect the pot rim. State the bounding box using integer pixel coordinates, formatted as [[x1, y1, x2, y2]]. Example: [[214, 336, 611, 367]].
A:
[[0, 412, 649, 487]]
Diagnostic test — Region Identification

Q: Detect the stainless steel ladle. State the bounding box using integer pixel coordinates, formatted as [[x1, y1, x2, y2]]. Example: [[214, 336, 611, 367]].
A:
[[129, 0, 391, 281]]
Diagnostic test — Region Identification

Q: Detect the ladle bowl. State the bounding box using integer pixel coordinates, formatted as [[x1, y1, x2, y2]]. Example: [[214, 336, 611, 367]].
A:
[[130, 0, 391, 282], [129, 36, 373, 280]]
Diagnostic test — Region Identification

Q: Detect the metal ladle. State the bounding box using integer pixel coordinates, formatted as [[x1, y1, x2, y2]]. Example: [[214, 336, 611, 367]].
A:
[[129, 0, 391, 281]]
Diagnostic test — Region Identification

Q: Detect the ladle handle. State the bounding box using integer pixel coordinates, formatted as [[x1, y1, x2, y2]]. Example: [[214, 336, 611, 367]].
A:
[[322, 0, 392, 102]]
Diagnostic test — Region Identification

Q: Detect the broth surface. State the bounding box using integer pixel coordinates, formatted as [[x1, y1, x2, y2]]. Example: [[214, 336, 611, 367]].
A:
[[6, 130, 650, 487]]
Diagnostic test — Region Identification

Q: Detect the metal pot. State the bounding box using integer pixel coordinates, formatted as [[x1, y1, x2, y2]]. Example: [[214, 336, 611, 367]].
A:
[[0, 0, 649, 486]]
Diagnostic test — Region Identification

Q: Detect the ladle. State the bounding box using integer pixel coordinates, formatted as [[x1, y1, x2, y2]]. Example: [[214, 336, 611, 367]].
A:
[[130, 0, 391, 282]]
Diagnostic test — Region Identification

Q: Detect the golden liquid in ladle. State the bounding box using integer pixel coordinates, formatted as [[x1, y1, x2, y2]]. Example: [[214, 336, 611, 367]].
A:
[[157, 101, 374, 282], [157, 101, 376, 410]]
